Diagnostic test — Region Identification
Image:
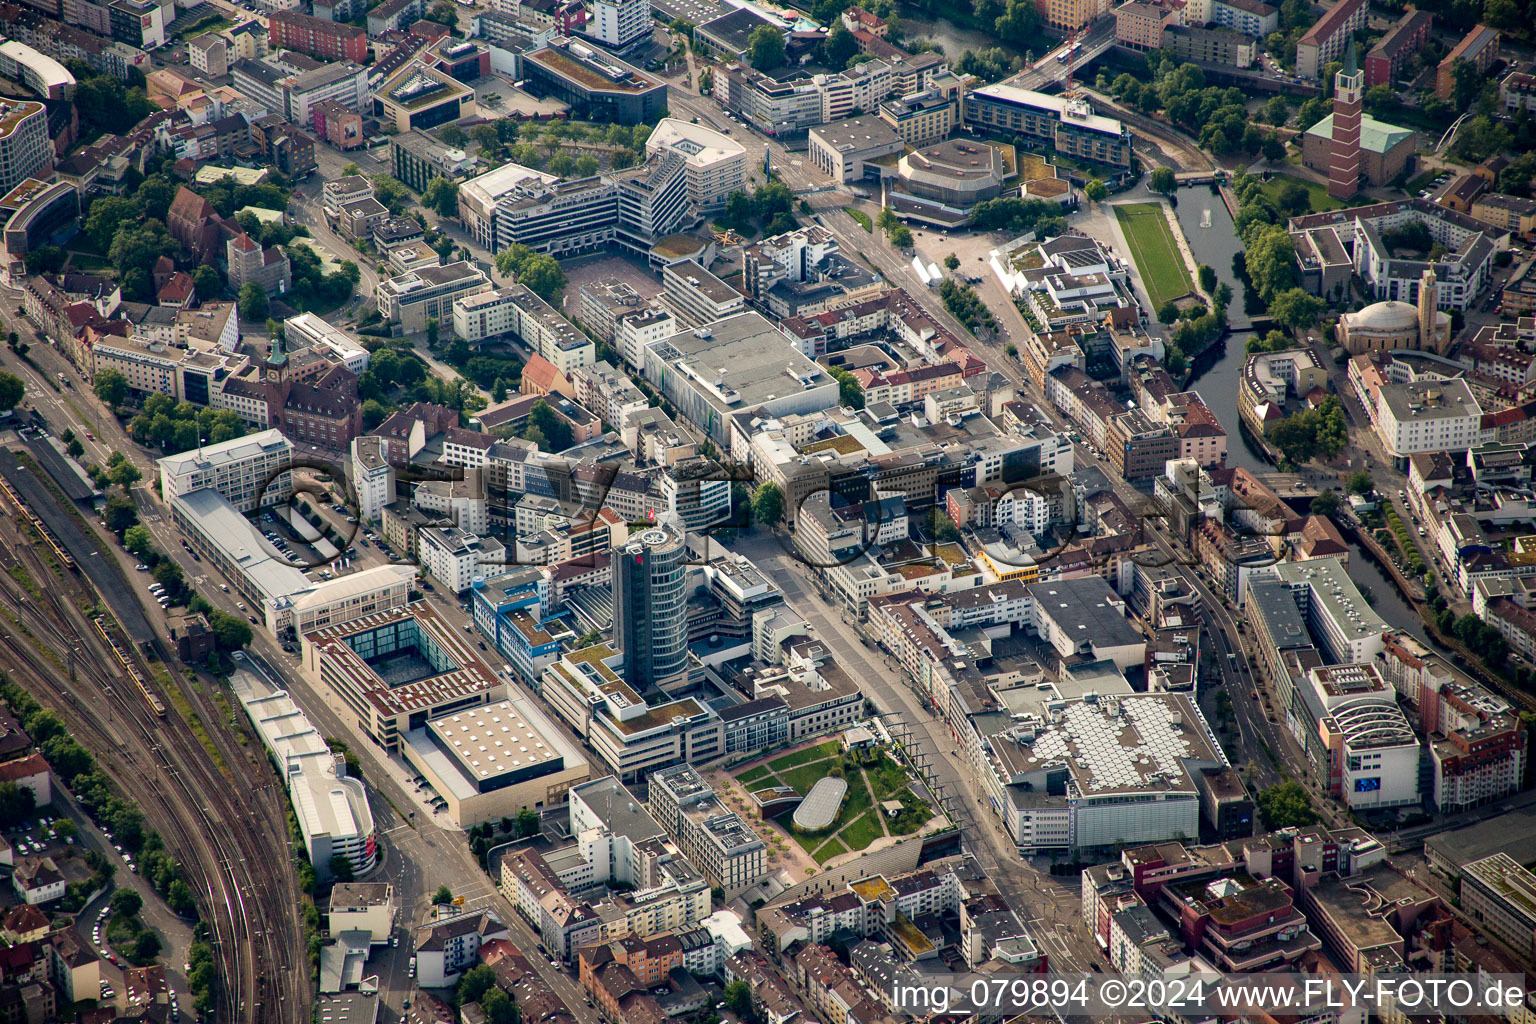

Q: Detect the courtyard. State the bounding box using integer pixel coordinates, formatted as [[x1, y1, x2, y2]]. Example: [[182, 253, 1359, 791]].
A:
[[730, 740, 934, 868]]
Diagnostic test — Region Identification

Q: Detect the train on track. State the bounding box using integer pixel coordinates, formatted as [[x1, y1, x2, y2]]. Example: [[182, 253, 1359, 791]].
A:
[[0, 473, 77, 572], [91, 617, 166, 718]]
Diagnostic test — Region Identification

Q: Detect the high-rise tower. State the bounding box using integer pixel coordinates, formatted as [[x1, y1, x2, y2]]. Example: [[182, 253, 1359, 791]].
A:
[[1329, 40, 1363, 201], [612, 524, 687, 690]]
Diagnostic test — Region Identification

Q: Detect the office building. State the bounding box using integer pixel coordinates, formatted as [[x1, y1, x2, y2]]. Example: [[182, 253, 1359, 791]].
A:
[[1297, 664, 1420, 809], [962, 86, 1132, 168], [641, 313, 839, 447], [233, 669, 377, 881], [648, 764, 770, 898], [158, 427, 293, 513], [807, 115, 904, 184], [377, 260, 491, 333], [1460, 853, 1536, 963], [349, 436, 394, 525], [645, 117, 746, 210], [1270, 558, 1389, 665], [301, 602, 506, 751], [452, 284, 594, 375], [518, 38, 666, 125], [660, 260, 744, 327], [1372, 378, 1484, 461], [613, 524, 687, 689], [401, 697, 591, 826], [0, 101, 51, 194], [375, 60, 478, 133]]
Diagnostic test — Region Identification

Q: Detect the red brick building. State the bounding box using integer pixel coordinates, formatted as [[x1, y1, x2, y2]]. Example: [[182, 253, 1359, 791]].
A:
[[268, 10, 368, 62]]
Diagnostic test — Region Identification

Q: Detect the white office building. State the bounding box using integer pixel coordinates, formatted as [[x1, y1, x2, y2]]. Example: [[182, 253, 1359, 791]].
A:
[[285, 312, 370, 373], [349, 435, 395, 525], [645, 118, 747, 211], [158, 427, 294, 513], [1373, 378, 1486, 462]]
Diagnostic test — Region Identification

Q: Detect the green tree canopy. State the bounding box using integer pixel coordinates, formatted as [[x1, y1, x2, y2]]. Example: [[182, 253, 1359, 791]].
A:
[[751, 482, 785, 527], [748, 25, 786, 69], [0, 371, 23, 413]]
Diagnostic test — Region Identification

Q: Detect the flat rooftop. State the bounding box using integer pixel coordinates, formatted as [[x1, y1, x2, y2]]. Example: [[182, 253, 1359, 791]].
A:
[[1274, 558, 1390, 648], [647, 311, 832, 412], [991, 693, 1222, 796]]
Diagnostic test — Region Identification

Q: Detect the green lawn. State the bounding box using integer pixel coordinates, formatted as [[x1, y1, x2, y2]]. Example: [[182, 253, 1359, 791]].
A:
[[736, 765, 771, 784], [812, 837, 849, 864], [1253, 173, 1350, 215], [840, 810, 885, 851], [848, 209, 872, 232], [1114, 203, 1195, 309], [779, 761, 835, 796], [843, 775, 873, 820], [745, 775, 784, 793], [767, 741, 841, 772]]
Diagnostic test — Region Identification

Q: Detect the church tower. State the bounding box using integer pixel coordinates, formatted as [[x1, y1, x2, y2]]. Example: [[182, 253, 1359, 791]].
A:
[[1329, 40, 1363, 201], [1418, 267, 1443, 352]]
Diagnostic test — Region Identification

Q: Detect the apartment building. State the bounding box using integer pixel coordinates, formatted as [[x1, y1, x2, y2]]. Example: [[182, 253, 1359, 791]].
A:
[[1373, 378, 1485, 461], [1296, 0, 1366, 78], [268, 10, 367, 62]]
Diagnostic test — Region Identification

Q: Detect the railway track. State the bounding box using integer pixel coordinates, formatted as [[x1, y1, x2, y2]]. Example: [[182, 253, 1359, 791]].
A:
[[0, 482, 307, 1022]]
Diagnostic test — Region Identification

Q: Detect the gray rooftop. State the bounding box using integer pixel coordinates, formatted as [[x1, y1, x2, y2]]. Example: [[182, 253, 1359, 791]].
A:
[[1377, 378, 1481, 424], [573, 776, 666, 842]]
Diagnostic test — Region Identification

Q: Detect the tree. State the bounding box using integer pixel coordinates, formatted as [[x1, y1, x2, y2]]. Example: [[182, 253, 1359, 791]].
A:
[[1347, 471, 1374, 495], [105, 496, 139, 534], [1084, 178, 1108, 203], [747, 25, 786, 69], [191, 264, 222, 300], [1261, 94, 1289, 126], [433, 885, 454, 905], [994, 0, 1038, 44], [132, 931, 162, 963], [109, 460, 142, 493], [1197, 264, 1217, 293], [518, 254, 567, 303], [943, 253, 960, 270], [516, 808, 540, 837], [422, 177, 460, 218], [1157, 300, 1180, 325], [108, 220, 176, 276], [752, 482, 785, 527], [0, 782, 34, 828], [439, 124, 467, 147], [928, 510, 960, 543], [85, 196, 141, 251], [876, 206, 899, 234], [725, 981, 754, 1019], [829, 368, 865, 410], [822, 21, 858, 67], [238, 282, 268, 321], [1149, 166, 1176, 194], [0, 371, 22, 413], [111, 888, 144, 919], [890, 225, 914, 249], [153, 559, 184, 595], [1262, 134, 1286, 163], [527, 400, 573, 451], [1310, 488, 1340, 516], [124, 525, 153, 558], [94, 369, 128, 410], [1268, 287, 1325, 331], [328, 855, 355, 883], [426, 318, 440, 348], [1256, 780, 1317, 829], [207, 611, 253, 651], [481, 987, 516, 1024], [459, 965, 498, 1007]]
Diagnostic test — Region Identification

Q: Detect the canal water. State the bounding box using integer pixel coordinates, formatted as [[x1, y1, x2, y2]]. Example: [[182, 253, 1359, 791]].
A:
[[898, 14, 1007, 58], [1161, 185, 1446, 649], [1168, 184, 1267, 475]]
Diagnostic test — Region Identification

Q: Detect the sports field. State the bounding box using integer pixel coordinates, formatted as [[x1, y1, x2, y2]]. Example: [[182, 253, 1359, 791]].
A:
[[1114, 203, 1195, 309]]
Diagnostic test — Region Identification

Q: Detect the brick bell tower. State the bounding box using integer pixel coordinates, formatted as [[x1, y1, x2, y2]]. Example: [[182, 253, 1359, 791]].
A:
[[1329, 40, 1363, 201]]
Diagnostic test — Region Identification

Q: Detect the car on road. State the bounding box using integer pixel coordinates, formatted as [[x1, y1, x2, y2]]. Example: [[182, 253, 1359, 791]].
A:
[[1251, 690, 1259, 698]]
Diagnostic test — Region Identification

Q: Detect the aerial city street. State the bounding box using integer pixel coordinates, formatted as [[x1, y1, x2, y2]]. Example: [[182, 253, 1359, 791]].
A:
[[0, 0, 1531, 1018]]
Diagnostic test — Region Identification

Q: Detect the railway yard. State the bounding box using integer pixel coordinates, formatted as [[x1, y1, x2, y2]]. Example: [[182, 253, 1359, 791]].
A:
[[0, 442, 309, 1024]]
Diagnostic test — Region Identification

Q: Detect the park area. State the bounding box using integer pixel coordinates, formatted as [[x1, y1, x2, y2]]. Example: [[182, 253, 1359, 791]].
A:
[[1114, 202, 1195, 309], [732, 740, 934, 868], [1253, 172, 1348, 215]]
